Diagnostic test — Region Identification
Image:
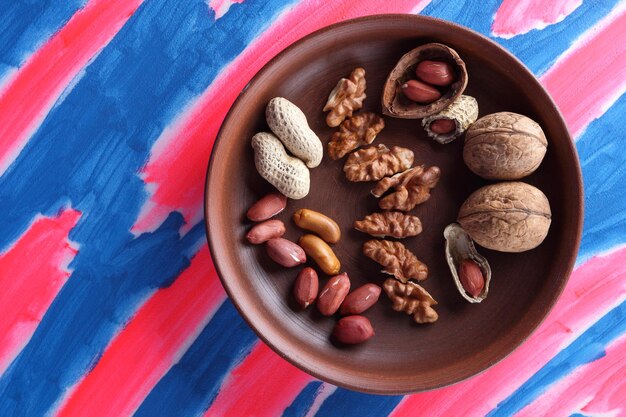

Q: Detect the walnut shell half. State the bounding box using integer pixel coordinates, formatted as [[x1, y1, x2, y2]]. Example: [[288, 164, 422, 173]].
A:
[[381, 43, 468, 119], [457, 182, 551, 252]]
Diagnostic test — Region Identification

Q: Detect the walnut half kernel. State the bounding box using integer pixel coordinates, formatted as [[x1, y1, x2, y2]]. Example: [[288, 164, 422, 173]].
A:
[[383, 278, 438, 324], [371, 165, 441, 211], [323, 67, 367, 127], [354, 212, 422, 239], [328, 112, 385, 160], [363, 239, 428, 283], [344, 144, 414, 182]]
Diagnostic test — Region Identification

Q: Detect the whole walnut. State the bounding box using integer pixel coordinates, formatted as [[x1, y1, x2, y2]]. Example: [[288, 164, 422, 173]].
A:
[[463, 112, 547, 180], [457, 182, 551, 253]]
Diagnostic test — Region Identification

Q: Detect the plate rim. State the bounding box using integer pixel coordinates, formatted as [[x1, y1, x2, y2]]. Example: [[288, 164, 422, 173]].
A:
[[204, 13, 584, 394]]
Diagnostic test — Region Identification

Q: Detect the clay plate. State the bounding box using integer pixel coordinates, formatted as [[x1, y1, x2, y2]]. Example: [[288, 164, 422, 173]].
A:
[[205, 15, 583, 394]]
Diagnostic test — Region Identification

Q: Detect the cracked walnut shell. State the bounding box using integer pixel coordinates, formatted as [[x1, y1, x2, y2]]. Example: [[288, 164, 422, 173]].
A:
[[363, 239, 428, 283], [323, 67, 366, 127], [457, 182, 551, 253], [371, 165, 441, 211], [383, 278, 438, 324], [344, 144, 414, 182], [354, 212, 422, 239], [328, 112, 385, 160]]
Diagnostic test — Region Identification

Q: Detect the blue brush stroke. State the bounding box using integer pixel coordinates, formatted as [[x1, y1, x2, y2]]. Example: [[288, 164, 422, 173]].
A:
[[421, 0, 623, 75], [487, 300, 626, 417], [0, 0, 296, 415], [0, 0, 87, 81], [134, 301, 258, 417], [576, 93, 626, 264], [282, 381, 324, 417], [312, 389, 403, 417]]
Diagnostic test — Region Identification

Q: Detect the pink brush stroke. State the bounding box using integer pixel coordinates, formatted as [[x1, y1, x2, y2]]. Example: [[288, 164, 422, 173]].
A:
[[492, 0, 582, 39], [541, 2, 626, 138], [202, 342, 312, 417], [132, 0, 430, 235], [516, 334, 626, 417], [0, 209, 81, 376], [390, 246, 626, 417], [208, 0, 245, 20]]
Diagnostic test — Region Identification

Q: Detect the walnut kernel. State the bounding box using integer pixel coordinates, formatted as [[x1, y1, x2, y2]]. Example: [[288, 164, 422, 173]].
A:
[[328, 112, 385, 160], [323, 67, 366, 127], [383, 278, 438, 324], [354, 212, 422, 239], [371, 165, 440, 211], [344, 145, 414, 182], [363, 239, 428, 283]]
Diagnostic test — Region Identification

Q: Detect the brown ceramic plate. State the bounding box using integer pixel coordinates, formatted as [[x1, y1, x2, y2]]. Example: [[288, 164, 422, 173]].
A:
[[204, 15, 583, 394]]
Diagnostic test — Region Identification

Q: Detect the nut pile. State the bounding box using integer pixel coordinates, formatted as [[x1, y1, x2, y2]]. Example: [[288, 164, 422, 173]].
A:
[[324, 68, 441, 326], [243, 41, 554, 348], [245, 193, 379, 344], [379, 43, 552, 303]]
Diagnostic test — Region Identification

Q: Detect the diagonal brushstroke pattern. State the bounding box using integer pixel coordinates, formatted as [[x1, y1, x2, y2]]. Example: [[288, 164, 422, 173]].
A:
[[133, 300, 257, 417], [203, 342, 313, 417], [0, 1, 303, 415], [0, 0, 144, 176], [514, 334, 626, 417], [53, 247, 224, 417], [489, 305, 626, 417], [282, 382, 325, 417], [540, 2, 626, 138], [576, 94, 626, 263], [0, 0, 86, 85], [208, 0, 245, 20], [134, 1, 624, 414], [492, 0, 582, 39], [314, 388, 403, 417], [0, 209, 81, 376], [0, 0, 624, 416]]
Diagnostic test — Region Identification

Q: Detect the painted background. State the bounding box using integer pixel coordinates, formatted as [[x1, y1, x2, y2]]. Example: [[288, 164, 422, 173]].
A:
[[0, 0, 625, 415]]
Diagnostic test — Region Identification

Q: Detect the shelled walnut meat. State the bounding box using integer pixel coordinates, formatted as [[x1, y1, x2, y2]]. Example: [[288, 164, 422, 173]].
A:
[[323, 67, 366, 127], [383, 278, 438, 324], [371, 165, 441, 211], [328, 112, 385, 160], [458, 182, 552, 252], [354, 212, 422, 239], [363, 239, 428, 283], [344, 144, 414, 182]]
